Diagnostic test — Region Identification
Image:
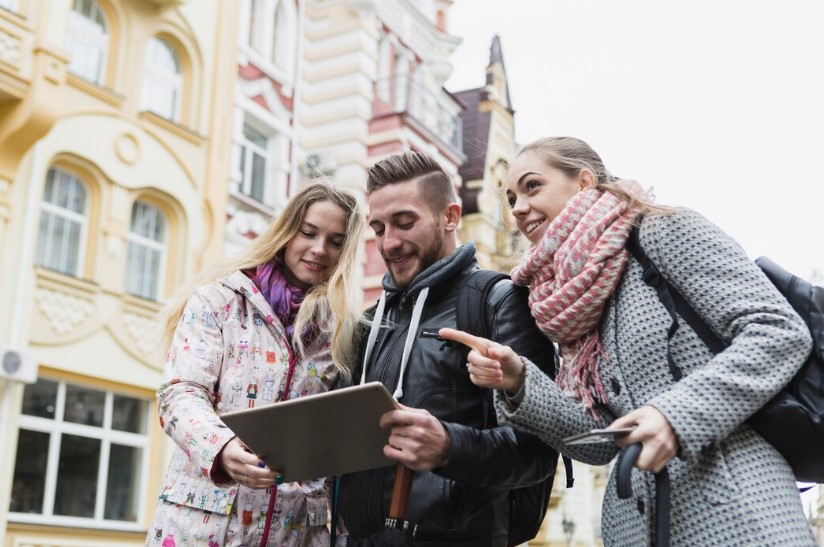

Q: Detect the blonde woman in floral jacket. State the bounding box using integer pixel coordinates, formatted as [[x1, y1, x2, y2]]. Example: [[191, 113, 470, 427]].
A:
[[147, 182, 364, 547]]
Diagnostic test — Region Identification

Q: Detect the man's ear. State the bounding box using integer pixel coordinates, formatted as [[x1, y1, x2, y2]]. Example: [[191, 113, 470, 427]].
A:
[[579, 170, 598, 190], [443, 203, 462, 232]]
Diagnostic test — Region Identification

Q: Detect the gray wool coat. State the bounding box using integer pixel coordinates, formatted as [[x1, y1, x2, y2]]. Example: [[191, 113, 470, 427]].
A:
[[498, 209, 816, 546]]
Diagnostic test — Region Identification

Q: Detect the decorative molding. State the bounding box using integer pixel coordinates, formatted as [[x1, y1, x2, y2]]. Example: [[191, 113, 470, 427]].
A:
[[121, 311, 162, 367], [114, 132, 140, 165], [0, 27, 21, 68], [33, 286, 95, 337]]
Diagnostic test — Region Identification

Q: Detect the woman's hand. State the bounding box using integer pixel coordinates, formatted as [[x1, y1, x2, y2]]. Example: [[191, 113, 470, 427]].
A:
[[611, 406, 678, 473], [438, 328, 526, 393], [218, 437, 279, 489]]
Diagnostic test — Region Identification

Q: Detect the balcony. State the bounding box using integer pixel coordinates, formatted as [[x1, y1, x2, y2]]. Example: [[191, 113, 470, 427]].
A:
[[372, 74, 464, 158]]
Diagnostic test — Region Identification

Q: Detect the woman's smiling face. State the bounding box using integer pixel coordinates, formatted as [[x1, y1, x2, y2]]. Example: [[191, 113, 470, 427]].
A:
[[505, 151, 588, 245]]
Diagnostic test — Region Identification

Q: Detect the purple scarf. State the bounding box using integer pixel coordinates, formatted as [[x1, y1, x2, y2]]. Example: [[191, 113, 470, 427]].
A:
[[245, 262, 306, 341]]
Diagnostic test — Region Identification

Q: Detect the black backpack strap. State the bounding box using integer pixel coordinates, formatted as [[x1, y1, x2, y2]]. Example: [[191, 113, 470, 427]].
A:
[[626, 225, 727, 380], [456, 269, 574, 489]]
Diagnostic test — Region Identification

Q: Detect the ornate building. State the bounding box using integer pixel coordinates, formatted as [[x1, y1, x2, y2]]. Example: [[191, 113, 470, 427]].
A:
[[0, 0, 237, 544], [0, 0, 634, 545]]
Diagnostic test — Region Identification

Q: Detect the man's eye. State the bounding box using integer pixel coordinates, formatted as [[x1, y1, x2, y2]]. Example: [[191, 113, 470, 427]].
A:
[[398, 222, 413, 230]]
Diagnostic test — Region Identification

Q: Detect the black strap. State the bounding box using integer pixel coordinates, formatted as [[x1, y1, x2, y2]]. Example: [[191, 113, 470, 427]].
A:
[[626, 226, 728, 380], [329, 475, 340, 546]]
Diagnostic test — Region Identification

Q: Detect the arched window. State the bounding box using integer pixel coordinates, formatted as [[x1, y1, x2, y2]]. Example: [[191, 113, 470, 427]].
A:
[[248, 0, 264, 51], [124, 201, 166, 301], [35, 168, 88, 276], [237, 122, 269, 204], [67, 0, 109, 84], [141, 37, 182, 122]]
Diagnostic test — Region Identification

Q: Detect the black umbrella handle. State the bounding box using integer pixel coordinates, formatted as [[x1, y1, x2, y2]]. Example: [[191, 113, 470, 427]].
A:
[[615, 442, 670, 547]]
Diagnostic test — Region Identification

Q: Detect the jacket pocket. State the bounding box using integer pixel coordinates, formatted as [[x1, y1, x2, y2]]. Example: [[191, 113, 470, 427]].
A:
[[696, 440, 740, 505]]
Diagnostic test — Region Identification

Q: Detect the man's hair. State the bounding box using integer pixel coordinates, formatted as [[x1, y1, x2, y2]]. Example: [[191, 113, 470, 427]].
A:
[[366, 151, 456, 215]]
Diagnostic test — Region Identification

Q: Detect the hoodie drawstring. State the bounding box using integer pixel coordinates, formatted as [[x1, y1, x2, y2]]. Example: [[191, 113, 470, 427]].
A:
[[360, 287, 430, 401]]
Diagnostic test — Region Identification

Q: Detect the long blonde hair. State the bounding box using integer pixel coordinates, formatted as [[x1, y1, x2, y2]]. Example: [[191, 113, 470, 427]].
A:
[[161, 181, 365, 379]]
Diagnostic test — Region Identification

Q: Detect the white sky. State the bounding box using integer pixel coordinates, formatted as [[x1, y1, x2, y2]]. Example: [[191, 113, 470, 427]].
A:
[[445, 0, 824, 281]]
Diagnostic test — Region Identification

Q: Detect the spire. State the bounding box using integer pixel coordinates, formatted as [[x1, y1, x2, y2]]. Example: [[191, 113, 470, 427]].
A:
[[486, 35, 513, 111]]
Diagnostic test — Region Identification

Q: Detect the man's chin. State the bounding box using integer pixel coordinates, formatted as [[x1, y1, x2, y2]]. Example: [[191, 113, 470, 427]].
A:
[[388, 266, 416, 289]]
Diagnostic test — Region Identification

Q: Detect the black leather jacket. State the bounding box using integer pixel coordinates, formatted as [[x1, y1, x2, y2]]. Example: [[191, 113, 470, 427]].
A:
[[340, 254, 557, 546]]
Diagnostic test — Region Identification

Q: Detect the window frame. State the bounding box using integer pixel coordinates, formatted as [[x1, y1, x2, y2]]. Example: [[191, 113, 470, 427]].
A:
[[124, 200, 167, 301], [141, 36, 183, 122], [34, 167, 90, 278], [66, 0, 109, 85], [242, 0, 296, 86], [9, 379, 152, 532]]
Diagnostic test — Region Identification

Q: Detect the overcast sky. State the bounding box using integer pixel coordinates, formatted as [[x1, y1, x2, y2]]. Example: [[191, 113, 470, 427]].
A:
[[445, 0, 824, 281]]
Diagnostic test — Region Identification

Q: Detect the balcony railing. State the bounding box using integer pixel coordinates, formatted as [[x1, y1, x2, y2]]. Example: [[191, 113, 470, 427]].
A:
[[373, 74, 463, 154]]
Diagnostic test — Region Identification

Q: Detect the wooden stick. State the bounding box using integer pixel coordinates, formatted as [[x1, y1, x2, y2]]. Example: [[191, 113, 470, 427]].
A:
[[388, 462, 413, 519]]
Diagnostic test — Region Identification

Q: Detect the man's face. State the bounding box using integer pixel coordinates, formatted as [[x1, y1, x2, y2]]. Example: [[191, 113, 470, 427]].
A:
[[367, 179, 446, 289]]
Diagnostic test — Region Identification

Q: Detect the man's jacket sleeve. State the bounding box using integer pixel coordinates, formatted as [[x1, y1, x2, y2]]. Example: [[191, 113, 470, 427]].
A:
[[437, 281, 558, 489]]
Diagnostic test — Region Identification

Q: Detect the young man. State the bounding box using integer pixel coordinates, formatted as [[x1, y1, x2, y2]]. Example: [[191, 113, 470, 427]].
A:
[[339, 151, 558, 546]]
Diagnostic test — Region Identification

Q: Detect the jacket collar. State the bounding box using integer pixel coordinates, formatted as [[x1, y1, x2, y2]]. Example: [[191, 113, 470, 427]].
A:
[[218, 271, 289, 343], [381, 242, 477, 305]]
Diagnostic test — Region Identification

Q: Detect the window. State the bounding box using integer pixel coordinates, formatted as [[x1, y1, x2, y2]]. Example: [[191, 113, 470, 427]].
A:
[[67, 0, 109, 84], [125, 201, 166, 301], [0, 0, 19, 11], [35, 168, 88, 277], [9, 379, 150, 528], [142, 37, 182, 122], [248, 0, 264, 51], [245, 0, 295, 77], [238, 123, 268, 203]]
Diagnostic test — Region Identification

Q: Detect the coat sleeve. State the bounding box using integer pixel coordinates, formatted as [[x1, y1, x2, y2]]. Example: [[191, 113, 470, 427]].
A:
[[495, 359, 620, 466], [157, 287, 237, 481], [643, 209, 812, 463], [436, 281, 561, 488]]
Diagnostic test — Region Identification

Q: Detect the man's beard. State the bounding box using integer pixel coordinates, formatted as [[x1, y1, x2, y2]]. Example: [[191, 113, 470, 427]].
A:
[[388, 235, 444, 290]]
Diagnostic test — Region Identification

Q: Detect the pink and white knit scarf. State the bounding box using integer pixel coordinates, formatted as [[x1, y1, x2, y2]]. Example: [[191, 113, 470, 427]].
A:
[[511, 183, 642, 413]]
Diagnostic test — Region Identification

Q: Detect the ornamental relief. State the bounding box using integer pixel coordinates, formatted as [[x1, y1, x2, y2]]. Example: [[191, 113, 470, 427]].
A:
[[109, 309, 163, 371], [0, 29, 21, 68], [32, 286, 98, 341]]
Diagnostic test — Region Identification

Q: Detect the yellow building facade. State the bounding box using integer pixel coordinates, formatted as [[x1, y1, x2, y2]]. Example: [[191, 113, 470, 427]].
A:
[[0, 0, 237, 544]]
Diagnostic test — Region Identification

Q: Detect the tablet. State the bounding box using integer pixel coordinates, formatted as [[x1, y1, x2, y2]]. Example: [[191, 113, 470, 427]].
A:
[[220, 382, 399, 483]]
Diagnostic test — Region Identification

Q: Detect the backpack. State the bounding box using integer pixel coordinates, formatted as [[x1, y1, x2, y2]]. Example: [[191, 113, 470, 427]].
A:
[[627, 226, 824, 483], [456, 270, 574, 546]]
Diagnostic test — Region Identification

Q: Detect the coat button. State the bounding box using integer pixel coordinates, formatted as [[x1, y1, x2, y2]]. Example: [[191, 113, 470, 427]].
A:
[[610, 378, 621, 395], [216, 402, 223, 409]]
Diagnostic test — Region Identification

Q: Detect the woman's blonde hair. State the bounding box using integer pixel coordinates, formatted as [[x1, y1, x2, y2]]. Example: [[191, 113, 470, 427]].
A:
[[161, 181, 365, 380], [516, 136, 671, 215]]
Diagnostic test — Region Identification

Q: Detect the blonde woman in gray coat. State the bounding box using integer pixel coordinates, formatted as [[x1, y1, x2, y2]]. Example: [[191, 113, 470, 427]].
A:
[[440, 137, 815, 546]]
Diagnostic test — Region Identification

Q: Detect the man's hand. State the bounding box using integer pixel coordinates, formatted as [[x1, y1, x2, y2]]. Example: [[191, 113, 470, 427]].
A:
[[380, 404, 451, 471], [438, 327, 526, 393]]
